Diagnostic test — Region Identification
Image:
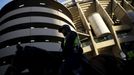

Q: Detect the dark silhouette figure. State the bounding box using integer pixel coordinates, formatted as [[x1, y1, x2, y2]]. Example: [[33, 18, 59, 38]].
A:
[[58, 25, 84, 75], [3, 44, 127, 75]]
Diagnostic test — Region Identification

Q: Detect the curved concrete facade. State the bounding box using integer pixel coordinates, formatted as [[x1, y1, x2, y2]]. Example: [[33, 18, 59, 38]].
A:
[[0, 16, 71, 32], [0, 7, 74, 27], [0, 42, 62, 58], [0, 28, 63, 43], [0, 0, 75, 73], [0, 0, 74, 50]]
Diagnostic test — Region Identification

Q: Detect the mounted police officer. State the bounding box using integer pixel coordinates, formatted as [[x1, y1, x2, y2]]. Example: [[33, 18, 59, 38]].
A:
[[58, 25, 83, 75]]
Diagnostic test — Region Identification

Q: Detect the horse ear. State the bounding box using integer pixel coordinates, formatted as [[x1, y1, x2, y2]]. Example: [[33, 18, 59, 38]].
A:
[[16, 44, 23, 51]]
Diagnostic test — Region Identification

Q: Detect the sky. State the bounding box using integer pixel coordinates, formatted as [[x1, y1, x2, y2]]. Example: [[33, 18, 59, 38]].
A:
[[0, 0, 12, 10], [0, 0, 65, 10], [58, 0, 65, 3]]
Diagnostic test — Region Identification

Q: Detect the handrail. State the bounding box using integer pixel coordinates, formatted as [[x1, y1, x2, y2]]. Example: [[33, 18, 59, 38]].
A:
[[75, 0, 99, 55], [123, 0, 134, 11], [96, 0, 123, 58]]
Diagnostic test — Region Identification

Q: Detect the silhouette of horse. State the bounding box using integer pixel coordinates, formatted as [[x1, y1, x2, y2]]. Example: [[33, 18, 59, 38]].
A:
[[4, 45, 126, 75], [4, 45, 62, 75]]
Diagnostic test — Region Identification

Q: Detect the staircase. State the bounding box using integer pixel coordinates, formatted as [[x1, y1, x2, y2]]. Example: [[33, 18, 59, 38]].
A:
[[98, 0, 134, 44], [99, 0, 111, 10], [100, 0, 132, 31], [69, 1, 94, 33]]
